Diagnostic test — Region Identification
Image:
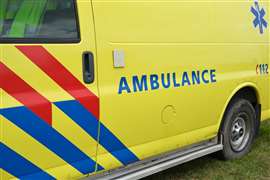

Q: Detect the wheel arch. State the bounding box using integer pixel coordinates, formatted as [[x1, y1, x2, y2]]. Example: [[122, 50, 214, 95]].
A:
[[218, 82, 261, 134]]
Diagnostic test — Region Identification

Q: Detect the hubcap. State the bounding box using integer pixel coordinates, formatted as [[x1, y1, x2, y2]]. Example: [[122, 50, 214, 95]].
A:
[[230, 113, 251, 152]]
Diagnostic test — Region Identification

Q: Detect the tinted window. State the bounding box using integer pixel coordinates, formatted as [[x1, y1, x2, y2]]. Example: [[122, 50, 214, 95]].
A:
[[0, 0, 80, 43]]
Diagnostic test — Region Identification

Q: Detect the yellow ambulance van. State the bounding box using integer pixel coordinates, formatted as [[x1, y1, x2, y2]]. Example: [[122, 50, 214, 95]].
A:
[[0, 0, 269, 179]]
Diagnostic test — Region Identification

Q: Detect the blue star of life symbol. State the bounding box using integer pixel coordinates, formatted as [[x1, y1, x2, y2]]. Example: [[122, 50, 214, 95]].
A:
[[251, 1, 268, 34]]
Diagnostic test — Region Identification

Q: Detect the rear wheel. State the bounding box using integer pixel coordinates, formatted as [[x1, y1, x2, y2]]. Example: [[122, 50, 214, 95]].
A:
[[220, 98, 256, 160]]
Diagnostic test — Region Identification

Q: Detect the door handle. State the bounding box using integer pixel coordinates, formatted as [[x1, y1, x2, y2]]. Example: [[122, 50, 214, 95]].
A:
[[82, 51, 94, 84]]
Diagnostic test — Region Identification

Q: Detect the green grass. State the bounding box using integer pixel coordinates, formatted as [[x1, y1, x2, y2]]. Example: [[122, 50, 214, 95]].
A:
[[144, 120, 270, 180]]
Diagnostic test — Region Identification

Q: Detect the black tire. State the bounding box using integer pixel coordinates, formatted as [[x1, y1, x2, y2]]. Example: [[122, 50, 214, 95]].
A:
[[220, 98, 256, 160]]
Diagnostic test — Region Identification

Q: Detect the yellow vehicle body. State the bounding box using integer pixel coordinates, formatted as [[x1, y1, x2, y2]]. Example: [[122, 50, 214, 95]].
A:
[[0, 0, 269, 179]]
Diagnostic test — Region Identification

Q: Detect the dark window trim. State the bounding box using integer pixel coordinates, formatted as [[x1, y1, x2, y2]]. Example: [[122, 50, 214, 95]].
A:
[[0, 0, 81, 44]]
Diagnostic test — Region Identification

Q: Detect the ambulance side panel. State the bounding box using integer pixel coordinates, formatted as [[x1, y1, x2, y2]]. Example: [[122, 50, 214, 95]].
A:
[[93, 0, 269, 171]]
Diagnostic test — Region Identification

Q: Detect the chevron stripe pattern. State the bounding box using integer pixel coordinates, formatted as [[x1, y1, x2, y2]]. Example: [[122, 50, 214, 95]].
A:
[[0, 46, 139, 179]]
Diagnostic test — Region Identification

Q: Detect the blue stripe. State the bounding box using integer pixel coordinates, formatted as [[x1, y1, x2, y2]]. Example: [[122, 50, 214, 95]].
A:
[[0, 143, 55, 180], [55, 100, 139, 165], [0, 107, 103, 174]]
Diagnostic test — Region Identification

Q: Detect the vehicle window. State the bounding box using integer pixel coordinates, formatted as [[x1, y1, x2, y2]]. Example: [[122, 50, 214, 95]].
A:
[[0, 0, 80, 42]]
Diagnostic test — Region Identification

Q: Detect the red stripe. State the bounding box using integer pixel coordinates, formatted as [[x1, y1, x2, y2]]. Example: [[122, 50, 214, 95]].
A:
[[16, 46, 99, 119], [0, 62, 52, 125]]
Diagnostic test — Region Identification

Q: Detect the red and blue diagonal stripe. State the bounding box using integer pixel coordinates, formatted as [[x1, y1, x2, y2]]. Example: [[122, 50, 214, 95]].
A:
[[1, 45, 139, 178], [17, 45, 139, 165], [16, 46, 99, 119], [0, 58, 103, 175], [0, 62, 52, 125]]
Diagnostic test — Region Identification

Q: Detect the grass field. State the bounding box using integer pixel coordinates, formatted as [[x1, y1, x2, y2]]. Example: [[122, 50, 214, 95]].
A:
[[145, 120, 270, 180]]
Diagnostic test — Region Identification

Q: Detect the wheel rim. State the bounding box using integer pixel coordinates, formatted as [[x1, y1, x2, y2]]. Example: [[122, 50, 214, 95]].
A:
[[230, 112, 251, 152]]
